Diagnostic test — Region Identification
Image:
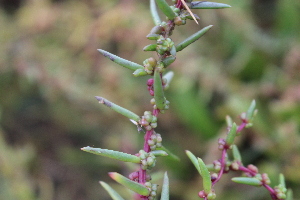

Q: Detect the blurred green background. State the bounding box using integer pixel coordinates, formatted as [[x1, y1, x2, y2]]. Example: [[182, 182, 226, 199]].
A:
[[0, 0, 299, 199]]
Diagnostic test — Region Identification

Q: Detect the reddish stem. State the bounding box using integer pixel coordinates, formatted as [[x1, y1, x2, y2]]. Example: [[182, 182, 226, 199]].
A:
[[212, 149, 227, 186], [237, 121, 247, 133]]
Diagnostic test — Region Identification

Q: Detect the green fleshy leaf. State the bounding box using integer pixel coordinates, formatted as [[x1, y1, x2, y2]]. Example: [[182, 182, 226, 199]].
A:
[[133, 69, 148, 77], [151, 150, 168, 157], [198, 158, 212, 194], [162, 71, 174, 90], [95, 96, 141, 122], [191, 1, 231, 9], [98, 49, 143, 71], [231, 177, 262, 186], [286, 189, 293, 200], [160, 172, 169, 200], [205, 164, 215, 172], [100, 181, 125, 200], [143, 44, 157, 51], [225, 123, 237, 146], [246, 100, 256, 120], [147, 33, 160, 40], [150, 0, 161, 25], [186, 150, 201, 175], [176, 25, 213, 52], [279, 173, 286, 188], [155, 0, 176, 20], [158, 145, 180, 161], [162, 56, 176, 68], [154, 69, 166, 110], [150, 25, 164, 34], [109, 172, 150, 196], [81, 147, 140, 163], [225, 115, 233, 127], [169, 45, 176, 57], [232, 145, 242, 162]]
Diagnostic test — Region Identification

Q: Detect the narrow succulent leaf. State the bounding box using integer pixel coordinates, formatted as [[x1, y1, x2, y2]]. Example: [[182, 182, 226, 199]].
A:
[[109, 172, 150, 196], [160, 172, 169, 200], [100, 181, 125, 200], [98, 49, 143, 71], [206, 164, 215, 171], [246, 100, 256, 120], [198, 158, 212, 194], [151, 150, 168, 157], [162, 56, 176, 67], [158, 146, 180, 161], [147, 33, 160, 40], [176, 25, 213, 52], [143, 44, 157, 51], [95, 96, 141, 122], [232, 145, 242, 162], [186, 150, 201, 175], [231, 177, 262, 186], [279, 173, 286, 188], [150, 25, 164, 34], [170, 45, 177, 57], [155, 0, 176, 20], [286, 189, 293, 200], [133, 69, 148, 77], [81, 147, 141, 163], [225, 115, 233, 127], [225, 122, 237, 146], [162, 71, 174, 89], [154, 69, 166, 110], [150, 0, 161, 25], [191, 1, 231, 9]]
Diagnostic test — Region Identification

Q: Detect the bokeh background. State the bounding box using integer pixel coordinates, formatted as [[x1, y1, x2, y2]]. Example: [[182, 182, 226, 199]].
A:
[[0, 0, 299, 199]]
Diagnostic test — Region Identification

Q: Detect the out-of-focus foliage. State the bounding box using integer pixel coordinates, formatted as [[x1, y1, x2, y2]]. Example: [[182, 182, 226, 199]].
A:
[[0, 0, 299, 199]]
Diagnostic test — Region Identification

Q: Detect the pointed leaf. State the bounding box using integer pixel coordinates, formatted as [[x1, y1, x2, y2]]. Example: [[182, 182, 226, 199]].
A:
[[286, 189, 293, 200], [162, 56, 176, 67], [279, 173, 286, 188], [160, 172, 169, 200], [232, 145, 242, 162], [225, 115, 233, 127], [109, 172, 150, 196], [133, 69, 148, 77], [150, 25, 164, 34], [147, 33, 160, 40], [98, 49, 143, 71], [95, 96, 141, 122], [154, 69, 166, 110], [191, 1, 231, 9], [231, 177, 262, 186], [150, 0, 161, 25], [158, 145, 180, 161], [162, 71, 174, 90], [176, 25, 213, 52], [170, 45, 177, 57], [155, 0, 176, 20], [143, 44, 157, 51], [198, 158, 212, 194], [225, 122, 237, 146], [186, 150, 201, 175], [151, 150, 168, 157], [246, 100, 256, 120], [81, 147, 141, 163], [100, 181, 125, 200]]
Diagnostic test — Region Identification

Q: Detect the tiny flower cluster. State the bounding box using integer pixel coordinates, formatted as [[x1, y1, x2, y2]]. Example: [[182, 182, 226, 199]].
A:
[[148, 132, 163, 151], [144, 182, 158, 200], [139, 111, 158, 131], [139, 150, 156, 170]]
